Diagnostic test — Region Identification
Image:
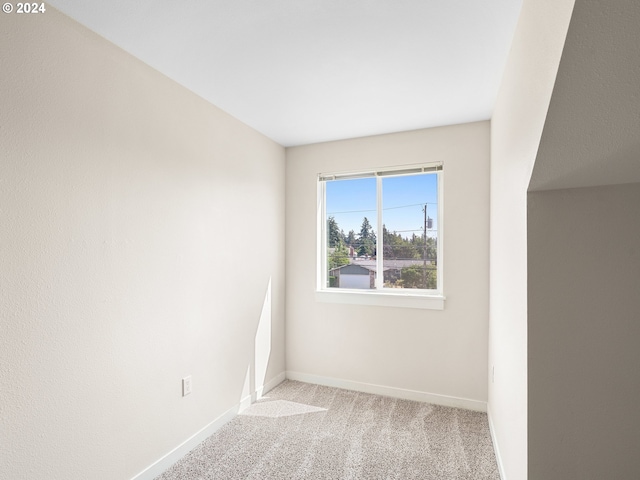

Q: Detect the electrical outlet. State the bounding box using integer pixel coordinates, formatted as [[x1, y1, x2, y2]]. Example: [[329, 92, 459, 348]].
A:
[[182, 376, 192, 396]]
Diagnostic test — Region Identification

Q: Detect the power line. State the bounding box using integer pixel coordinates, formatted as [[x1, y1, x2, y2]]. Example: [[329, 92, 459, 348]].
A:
[[328, 201, 437, 215], [327, 208, 376, 215], [383, 202, 437, 211]]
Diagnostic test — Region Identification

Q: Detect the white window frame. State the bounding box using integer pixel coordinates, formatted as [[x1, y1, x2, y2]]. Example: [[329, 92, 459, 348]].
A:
[[316, 163, 445, 310]]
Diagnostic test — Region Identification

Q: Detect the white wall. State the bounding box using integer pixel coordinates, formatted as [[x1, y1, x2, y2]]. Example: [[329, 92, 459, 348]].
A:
[[529, 0, 640, 192], [489, 0, 575, 478], [528, 183, 640, 479], [526, 1, 640, 477], [286, 122, 491, 409], [0, 9, 285, 480]]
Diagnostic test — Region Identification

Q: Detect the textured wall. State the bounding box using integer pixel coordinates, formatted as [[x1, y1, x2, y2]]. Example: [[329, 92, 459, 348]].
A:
[[528, 183, 640, 479], [285, 122, 491, 406], [527, 0, 640, 477], [530, 0, 640, 191], [0, 8, 285, 480], [489, 0, 575, 478]]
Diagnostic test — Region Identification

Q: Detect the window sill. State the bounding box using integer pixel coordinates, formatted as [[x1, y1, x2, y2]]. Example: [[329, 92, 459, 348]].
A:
[[315, 289, 445, 310]]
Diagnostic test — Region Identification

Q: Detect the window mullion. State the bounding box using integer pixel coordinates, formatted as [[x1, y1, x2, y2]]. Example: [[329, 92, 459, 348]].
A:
[[437, 170, 443, 294], [318, 180, 327, 290], [376, 175, 383, 290]]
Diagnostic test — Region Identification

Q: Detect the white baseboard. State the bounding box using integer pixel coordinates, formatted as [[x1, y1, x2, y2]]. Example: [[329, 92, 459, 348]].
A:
[[285, 371, 487, 412], [255, 372, 282, 400], [130, 372, 286, 480], [487, 405, 506, 480]]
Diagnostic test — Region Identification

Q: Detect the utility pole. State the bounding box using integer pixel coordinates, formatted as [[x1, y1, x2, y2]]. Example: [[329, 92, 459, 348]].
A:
[[422, 204, 427, 288]]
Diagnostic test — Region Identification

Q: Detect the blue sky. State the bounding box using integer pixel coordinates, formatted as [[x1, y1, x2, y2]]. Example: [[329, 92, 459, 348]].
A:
[[326, 173, 438, 239]]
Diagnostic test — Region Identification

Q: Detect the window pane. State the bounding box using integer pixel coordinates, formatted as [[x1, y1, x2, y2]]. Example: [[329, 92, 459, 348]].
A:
[[381, 174, 438, 290], [325, 177, 377, 289]]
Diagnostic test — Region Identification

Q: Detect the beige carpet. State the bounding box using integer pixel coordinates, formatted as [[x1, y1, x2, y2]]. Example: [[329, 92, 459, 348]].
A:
[[155, 380, 500, 480]]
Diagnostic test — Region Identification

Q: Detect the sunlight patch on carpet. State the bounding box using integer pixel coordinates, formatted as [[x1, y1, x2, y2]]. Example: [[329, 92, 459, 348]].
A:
[[240, 399, 327, 418]]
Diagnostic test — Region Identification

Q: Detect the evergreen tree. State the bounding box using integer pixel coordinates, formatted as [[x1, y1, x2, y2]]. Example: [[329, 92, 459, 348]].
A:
[[345, 229, 356, 246], [383, 225, 419, 260], [327, 216, 342, 248], [357, 217, 376, 257], [359, 217, 374, 240]]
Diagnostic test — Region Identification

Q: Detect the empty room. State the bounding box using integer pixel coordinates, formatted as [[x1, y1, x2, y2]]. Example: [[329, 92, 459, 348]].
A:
[[2, 0, 639, 479]]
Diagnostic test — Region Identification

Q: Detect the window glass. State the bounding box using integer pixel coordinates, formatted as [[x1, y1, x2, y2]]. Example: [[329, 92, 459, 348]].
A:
[[322, 168, 440, 293], [381, 174, 438, 290], [325, 177, 376, 289]]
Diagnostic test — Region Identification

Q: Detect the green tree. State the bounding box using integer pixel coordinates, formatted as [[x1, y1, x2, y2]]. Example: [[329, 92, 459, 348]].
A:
[[383, 225, 419, 260], [359, 217, 374, 240], [328, 243, 350, 270], [427, 237, 437, 263], [399, 265, 437, 289], [345, 229, 356, 246], [357, 239, 374, 258], [409, 234, 437, 263], [357, 217, 376, 257], [327, 216, 342, 248]]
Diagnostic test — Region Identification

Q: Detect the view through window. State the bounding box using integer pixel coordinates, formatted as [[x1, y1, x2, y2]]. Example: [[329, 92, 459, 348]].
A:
[[322, 167, 440, 292]]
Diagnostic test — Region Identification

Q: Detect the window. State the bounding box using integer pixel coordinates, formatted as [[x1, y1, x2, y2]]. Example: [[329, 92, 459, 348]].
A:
[[317, 163, 443, 309]]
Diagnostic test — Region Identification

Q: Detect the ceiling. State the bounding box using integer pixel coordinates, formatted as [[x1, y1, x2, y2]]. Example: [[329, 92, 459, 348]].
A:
[[47, 0, 523, 147]]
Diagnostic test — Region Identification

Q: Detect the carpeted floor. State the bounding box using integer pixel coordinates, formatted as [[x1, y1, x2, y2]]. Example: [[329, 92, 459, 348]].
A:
[[155, 380, 500, 480]]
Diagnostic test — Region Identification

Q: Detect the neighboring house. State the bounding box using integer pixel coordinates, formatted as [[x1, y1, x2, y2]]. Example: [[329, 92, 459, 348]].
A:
[[330, 258, 432, 289], [329, 263, 375, 289], [355, 258, 431, 269]]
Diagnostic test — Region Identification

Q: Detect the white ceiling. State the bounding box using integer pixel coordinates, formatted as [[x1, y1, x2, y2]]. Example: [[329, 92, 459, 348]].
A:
[[47, 0, 523, 147]]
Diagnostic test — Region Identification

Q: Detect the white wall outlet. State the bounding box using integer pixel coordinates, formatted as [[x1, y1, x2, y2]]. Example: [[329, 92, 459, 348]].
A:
[[182, 376, 192, 396]]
